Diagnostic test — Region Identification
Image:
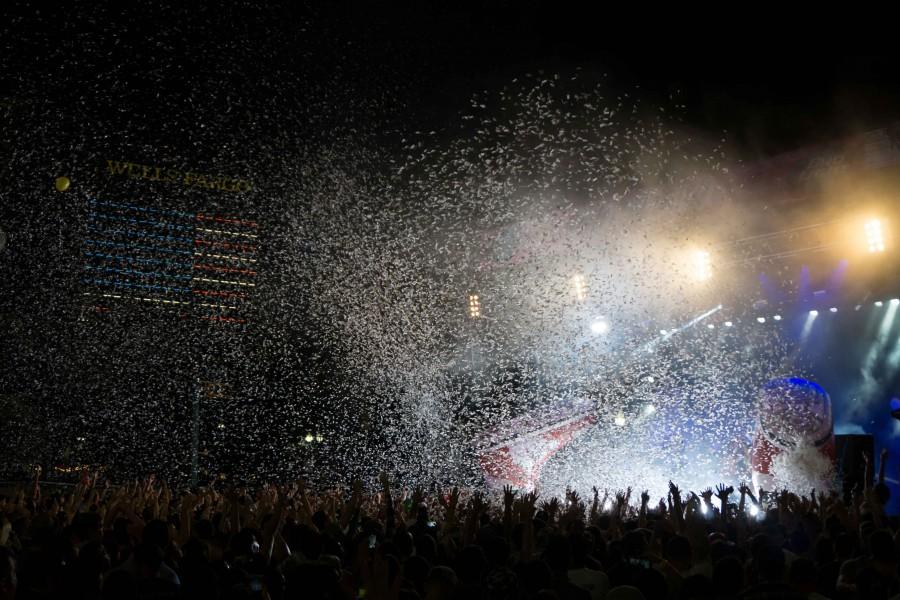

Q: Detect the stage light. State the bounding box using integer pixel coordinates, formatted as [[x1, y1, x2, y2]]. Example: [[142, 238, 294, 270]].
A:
[[892, 299, 900, 306], [468, 293, 481, 318], [304, 433, 314, 443], [724, 321, 733, 327], [614, 412, 626, 427], [572, 274, 587, 301], [659, 329, 668, 335], [707, 323, 715, 329], [603, 499, 612, 511], [315, 433, 324, 443], [830, 307, 838, 313], [749, 504, 760, 517], [801, 310, 819, 344], [757, 317, 766, 323], [692, 250, 712, 281], [217, 423, 226, 430], [644, 404, 656, 415], [700, 502, 708, 515], [646, 376, 655, 383], [865, 218, 885, 253], [773, 315, 782, 321], [590, 319, 610, 335], [876, 301, 884, 307]]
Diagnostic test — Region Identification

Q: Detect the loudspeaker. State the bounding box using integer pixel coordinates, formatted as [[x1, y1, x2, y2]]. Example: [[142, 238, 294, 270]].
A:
[[835, 434, 874, 500]]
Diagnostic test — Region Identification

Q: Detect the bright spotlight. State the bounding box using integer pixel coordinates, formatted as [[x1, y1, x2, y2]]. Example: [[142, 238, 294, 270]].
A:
[[644, 404, 656, 415], [876, 301, 884, 307], [865, 218, 886, 253], [692, 250, 712, 281], [315, 433, 324, 443], [590, 319, 610, 335], [724, 321, 733, 327], [659, 329, 668, 335], [829, 307, 838, 313], [892, 299, 900, 306], [757, 317, 766, 323], [749, 504, 760, 517], [468, 293, 481, 318], [614, 412, 626, 427], [773, 315, 782, 321], [801, 310, 819, 344], [707, 323, 715, 329], [645, 376, 655, 383], [572, 274, 587, 301], [304, 433, 314, 443], [700, 502, 708, 515]]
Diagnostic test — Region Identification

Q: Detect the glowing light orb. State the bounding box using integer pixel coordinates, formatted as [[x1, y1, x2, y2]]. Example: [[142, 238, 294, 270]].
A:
[[590, 319, 610, 335]]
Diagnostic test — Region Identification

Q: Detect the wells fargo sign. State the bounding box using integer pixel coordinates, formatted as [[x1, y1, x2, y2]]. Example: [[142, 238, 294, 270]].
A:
[[105, 159, 252, 193]]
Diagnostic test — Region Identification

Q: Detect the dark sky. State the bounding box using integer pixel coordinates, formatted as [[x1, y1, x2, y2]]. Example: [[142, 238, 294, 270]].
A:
[[341, 2, 900, 158], [2, 2, 899, 160]]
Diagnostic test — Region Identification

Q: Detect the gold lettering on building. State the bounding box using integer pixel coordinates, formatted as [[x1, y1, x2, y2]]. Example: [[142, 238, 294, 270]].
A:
[[105, 160, 252, 193]]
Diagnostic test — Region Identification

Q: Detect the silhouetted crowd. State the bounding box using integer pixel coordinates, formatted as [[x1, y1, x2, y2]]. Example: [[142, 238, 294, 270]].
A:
[[0, 465, 898, 600]]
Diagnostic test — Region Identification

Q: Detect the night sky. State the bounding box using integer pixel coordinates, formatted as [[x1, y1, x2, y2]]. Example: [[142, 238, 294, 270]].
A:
[[2, 3, 898, 160]]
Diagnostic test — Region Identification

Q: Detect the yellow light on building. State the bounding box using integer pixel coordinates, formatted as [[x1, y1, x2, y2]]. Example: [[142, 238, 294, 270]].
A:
[[692, 250, 712, 281], [865, 218, 886, 253], [468, 293, 481, 318], [572, 274, 587, 301]]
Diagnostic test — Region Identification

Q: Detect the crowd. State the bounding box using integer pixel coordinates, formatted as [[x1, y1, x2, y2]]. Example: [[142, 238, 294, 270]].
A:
[[0, 457, 897, 600]]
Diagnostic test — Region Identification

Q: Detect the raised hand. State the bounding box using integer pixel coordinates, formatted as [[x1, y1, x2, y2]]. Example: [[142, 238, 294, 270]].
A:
[[540, 497, 560, 519], [448, 487, 460, 511], [351, 479, 363, 505], [715, 484, 733, 503], [503, 485, 517, 510], [668, 481, 682, 504], [568, 490, 581, 508], [469, 491, 487, 515], [640, 490, 650, 505], [520, 491, 538, 521]]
